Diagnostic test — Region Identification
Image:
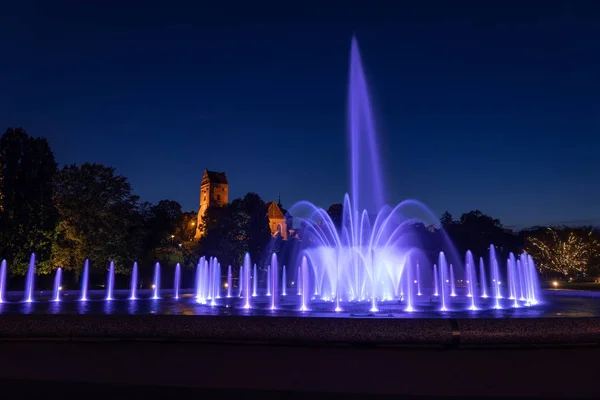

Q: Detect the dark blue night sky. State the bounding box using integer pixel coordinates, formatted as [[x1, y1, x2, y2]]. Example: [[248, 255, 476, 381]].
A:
[[2, 1, 599, 229]]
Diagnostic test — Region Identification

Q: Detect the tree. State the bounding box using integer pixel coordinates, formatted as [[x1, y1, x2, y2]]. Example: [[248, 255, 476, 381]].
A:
[[440, 211, 454, 228], [176, 211, 198, 242], [145, 200, 183, 251], [526, 227, 600, 276], [52, 163, 141, 274], [200, 192, 271, 267], [0, 128, 58, 274], [239, 193, 272, 265], [327, 203, 343, 230], [446, 210, 515, 258]]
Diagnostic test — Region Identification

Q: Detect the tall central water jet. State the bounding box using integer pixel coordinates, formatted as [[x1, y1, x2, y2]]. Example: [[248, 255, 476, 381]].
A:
[[348, 37, 385, 215]]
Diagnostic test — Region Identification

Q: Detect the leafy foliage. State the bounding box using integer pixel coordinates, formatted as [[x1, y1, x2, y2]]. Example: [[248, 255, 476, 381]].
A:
[[327, 203, 343, 230], [441, 210, 518, 258], [52, 163, 142, 274], [200, 192, 272, 267], [0, 128, 58, 274]]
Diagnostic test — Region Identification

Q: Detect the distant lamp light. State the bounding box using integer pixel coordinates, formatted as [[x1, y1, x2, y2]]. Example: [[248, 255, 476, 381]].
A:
[[151, 284, 156, 289], [59, 286, 63, 291], [224, 282, 229, 288], [553, 281, 558, 288]]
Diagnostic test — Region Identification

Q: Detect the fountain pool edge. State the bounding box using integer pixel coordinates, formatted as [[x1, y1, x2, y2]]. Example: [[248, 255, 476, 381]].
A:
[[0, 315, 598, 347]]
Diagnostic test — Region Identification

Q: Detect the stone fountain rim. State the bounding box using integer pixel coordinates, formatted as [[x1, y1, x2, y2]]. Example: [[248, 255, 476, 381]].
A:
[[0, 314, 598, 347]]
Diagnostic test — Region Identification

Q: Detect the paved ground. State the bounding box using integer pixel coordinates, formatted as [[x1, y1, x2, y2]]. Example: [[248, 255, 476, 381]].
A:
[[0, 341, 596, 398]]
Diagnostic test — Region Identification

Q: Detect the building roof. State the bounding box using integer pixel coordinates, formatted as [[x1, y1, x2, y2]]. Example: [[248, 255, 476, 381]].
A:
[[203, 169, 228, 185], [266, 201, 285, 219]]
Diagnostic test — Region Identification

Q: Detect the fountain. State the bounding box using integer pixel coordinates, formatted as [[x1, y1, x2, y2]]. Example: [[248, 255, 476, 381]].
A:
[[227, 265, 232, 298], [24, 253, 35, 303], [266, 265, 271, 296], [438, 253, 449, 311], [465, 251, 477, 310], [130, 262, 138, 300], [479, 257, 488, 298], [214, 262, 221, 299], [252, 264, 258, 297], [152, 262, 160, 299], [0, 260, 6, 303], [450, 264, 457, 297], [238, 265, 243, 298], [53, 267, 62, 302], [299, 256, 310, 311], [106, 261, 115, 301], [80, 260, 89, 301], [270, 253, 278, 310], [0, 37, 544, 317], [282, 265, 287, 296], [243, 254, 251, 309], [174, 263, 181, 299]]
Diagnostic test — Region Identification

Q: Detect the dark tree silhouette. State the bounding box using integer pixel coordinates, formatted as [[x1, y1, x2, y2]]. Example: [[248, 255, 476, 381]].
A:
[[0, 128, 58, 274], [145, 199, 183, 251], [200, 192, 271, 268], [52, 163, 141, 274], [440, 211, 454, 228], [327, 203, 343, 230]]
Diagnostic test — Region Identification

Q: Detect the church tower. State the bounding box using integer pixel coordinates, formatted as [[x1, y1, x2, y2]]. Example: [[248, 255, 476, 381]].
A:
[[194, 169, 228, 240]]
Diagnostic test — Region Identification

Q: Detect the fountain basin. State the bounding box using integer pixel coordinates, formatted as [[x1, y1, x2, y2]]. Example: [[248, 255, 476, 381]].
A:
[[0, 313, 599, 347]]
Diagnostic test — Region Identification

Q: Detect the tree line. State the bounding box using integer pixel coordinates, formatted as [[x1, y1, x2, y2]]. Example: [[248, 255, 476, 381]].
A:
[[0, 128, 197, 280], [439, 210, 600, 278], [2, 127, 598, 284]]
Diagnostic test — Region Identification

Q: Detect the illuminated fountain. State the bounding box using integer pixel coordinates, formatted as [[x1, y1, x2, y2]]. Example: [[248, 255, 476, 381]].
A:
[[130, 262, 138, 300], [0, 260, 6, 303], [226, 265, 232, 298], [106, 261, 115, 301], [0, 37, 543, 316], [152, 262, 160, 299], [24, 254, 35, 303], [80, 260, 89, 301], [280, 36, 543, 313], [53, 267, 62, 302], [174, 263, 181, 299]]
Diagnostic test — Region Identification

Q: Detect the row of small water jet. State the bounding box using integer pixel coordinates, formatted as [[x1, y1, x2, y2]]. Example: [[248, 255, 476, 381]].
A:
[[0, 246, 541, 312], [13, 255, 170, 303]]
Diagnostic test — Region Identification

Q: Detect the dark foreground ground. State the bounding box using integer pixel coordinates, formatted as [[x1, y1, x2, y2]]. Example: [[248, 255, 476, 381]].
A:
[[0, 340, 598, 399]]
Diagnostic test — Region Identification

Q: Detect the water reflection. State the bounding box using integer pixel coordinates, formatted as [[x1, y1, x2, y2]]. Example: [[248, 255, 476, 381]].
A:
[[0, 292, 596, 319]]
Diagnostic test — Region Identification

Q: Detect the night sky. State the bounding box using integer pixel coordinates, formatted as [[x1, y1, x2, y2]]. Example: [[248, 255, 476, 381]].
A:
[[2, 1, 599, 229]]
